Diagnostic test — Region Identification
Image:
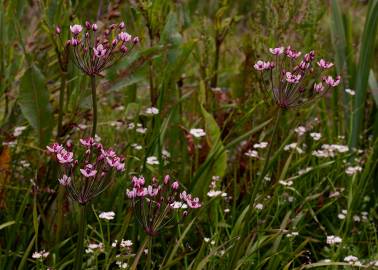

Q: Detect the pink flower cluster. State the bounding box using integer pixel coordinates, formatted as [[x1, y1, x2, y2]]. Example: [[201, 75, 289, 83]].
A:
[[65, 21, 139, 76], [254, 46, 341, 109], [47, 137, 125, 205], [127, 175, 201, 236]]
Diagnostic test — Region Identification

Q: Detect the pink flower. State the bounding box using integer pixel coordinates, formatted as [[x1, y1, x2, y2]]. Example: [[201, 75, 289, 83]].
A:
[[70, 38, 79, 47], [317, 59, 334, 69], [145, 185, 159, 196], [269, 47, 284, 55], [119, 22, 125, 29], [93, 44, 107, 58], [58, 175, 71, 186], [254, 60, 271, 71], [118, 32, 132, 42], [46, 143, 63, 153], [56, 149, 74, 164], [304, 51, 315, 62], [132, 176, 145, 188], [180, 191, 201, 208], [80, 137, 95, 147], [126, 188, 137, 198], [286, 46, 301, 59], [92, 24, 98, 31], [299, 60, 310, 70], [285, 72, 302, 83], [164, 175, 170, 184], [314, 82, 324, 93], [171, 181, 179, 190], [323, 75, 341, 87], [80, 164, 97, 178], [133, 37, 140, 44], [70, 24, 83, 35]]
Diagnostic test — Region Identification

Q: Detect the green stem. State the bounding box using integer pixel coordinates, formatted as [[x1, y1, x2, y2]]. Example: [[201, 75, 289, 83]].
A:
[[90, 76, 97, 138], [74, 205, 87, 270], [57, 74, 66, 141], [249, 109, 282, 205], [130, 236, 150, 270]]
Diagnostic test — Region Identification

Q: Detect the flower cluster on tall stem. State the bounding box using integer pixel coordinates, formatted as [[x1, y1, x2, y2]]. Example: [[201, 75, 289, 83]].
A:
[[66, 21, 139, 137], [254, 46, 340, 109], [47, 137, 125, 205], [67, 21, 139, 76], [126, 175, 201, 236]]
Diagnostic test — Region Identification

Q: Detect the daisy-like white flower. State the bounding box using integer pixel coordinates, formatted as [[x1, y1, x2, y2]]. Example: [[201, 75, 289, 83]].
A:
[[99, 211, 115, 220], [190, 128, 206, 138]]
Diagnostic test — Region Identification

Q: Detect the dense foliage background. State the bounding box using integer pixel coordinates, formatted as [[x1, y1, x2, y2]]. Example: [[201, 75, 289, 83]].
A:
[[0, 0, 378, 269]]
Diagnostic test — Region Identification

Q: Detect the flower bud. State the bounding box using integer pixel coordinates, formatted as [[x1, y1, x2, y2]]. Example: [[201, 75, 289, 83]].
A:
[[164, 175, 170, 185], [133, 36, 140, 44], [112, 39, 118, 47], [85, 21, 91, 30], [120, 45, 128, 53], [92, 23, 98, 31], [119, 21, 125, 29], [55, 26, 61, 35]]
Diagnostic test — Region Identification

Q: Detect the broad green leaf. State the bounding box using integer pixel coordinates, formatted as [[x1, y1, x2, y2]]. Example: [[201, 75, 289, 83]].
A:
[[18, 65, 53, 147]]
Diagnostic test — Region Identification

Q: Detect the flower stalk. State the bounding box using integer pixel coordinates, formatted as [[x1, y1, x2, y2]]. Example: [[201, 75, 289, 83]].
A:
[[90, 76, 97, 137], [74, 205, 87, 270]]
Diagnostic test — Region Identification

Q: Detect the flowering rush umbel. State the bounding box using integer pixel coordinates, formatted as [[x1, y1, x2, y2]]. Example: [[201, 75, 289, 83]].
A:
[[126, 175, 201, 236], [254, 46, 341, 109], [66, 21, 139, 76], [47, 137, 125, 205]]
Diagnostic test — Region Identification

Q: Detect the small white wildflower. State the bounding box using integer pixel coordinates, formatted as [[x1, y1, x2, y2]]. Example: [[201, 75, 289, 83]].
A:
[[279, 180, 293, 186], [329, 191, 341, 198], [190, 128, 206, 138], [120, 239, 133, 248], [204, 237, 210, 243], [344, 255, 359, 264], [13, 126, 27, 137], [146, 156, 159, 165], [86, 243, 104, 253], [294, 126, 306, 136], [255, 203, 264, 210], [221, 192, 227, 197], [345, 89, 355, 96], [326, 235, 342, 245], [245, 149, 259, 158], [115, 105, 125, 111], [131, 143, 142, 150], [284, 143, 304, 154], [264, 176, 271, 182], [99, 211, 115, 220], [128, 123, 135, 129], [136, 127, 147, 134], [210, 240, 216, 245], [207, 190, 223, 197], [286, 231, 299, 238], [341, 209, 348, 215], [145, 107, 159, 115], [345, 165, 362, 175], [310, 132, 321, 141], [353, 215, 361, 222], [112, 240, 118, 248], [32, 250, 49, 260], [337, 213, 346, 220], [253, 142, 268, 149], [170, 201, 188, 209], [224, 208, 230, 213]]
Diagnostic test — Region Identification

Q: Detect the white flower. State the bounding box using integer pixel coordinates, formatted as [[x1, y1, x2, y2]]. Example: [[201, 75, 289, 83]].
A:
[[253, 142, 268, 149], [345, 89, 355, 96], [294, 126, 306, 136], [326, 235, 342, 245], [32, 250, 49, 259], [207, 190, 223, 197], [224, 208, 230, 213], [99, 211, 115, 220], [120, 239, 133, 248], [136, 127, 147, 134], [13, 126, 27, 137], [170, 201, 188, 209], [344, 255, 359, 264], [255, 203, 264, 210], [310, 132, 321, 141], [146, 156, 159, 165], [286, 231, 299, 238], [116, 261, 129, 269], [279, 180, 293, 186], [245, 149, 259, 158], [345, 165, 362, 175], [145, 107, 159, 115], [204, 237, 210, 243], [284, 143, 304, 154], [353, 215, 361, 222], [85, 243, 104, 253], [190, 128, 206, 138], [337, 213, 346, 220], [131, 143, 142, 150]]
